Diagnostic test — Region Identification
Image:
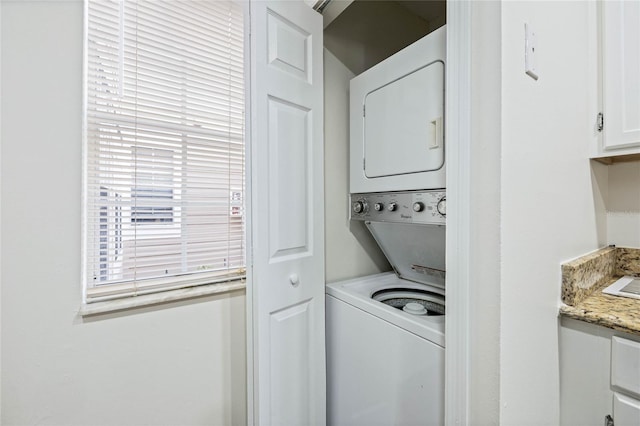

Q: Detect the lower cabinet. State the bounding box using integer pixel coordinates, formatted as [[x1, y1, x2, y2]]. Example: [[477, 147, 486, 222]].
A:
[[611, 336, 640, 425], [560, 317, 640, 426], [614, 393, 640, 425]]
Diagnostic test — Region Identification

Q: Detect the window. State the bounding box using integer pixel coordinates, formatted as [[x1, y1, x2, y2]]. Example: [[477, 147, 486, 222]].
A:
[[83, 0, 245, 302], [130, 147, 175, 225]]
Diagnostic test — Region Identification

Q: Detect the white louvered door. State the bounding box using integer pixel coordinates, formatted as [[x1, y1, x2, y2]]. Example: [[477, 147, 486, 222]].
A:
[[247, 1, 325, 425]]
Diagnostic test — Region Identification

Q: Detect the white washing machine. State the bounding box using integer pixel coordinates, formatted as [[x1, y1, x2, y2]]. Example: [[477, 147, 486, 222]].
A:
[[350, 26, 446, 194], [326, 190, 446, 426]]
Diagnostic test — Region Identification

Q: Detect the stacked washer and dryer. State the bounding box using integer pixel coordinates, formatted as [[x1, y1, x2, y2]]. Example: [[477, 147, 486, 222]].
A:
[[326, 26, 447, 426]]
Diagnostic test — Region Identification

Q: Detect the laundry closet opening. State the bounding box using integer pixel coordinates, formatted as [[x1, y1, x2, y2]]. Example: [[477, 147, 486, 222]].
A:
[[322, 2, 449, 425]]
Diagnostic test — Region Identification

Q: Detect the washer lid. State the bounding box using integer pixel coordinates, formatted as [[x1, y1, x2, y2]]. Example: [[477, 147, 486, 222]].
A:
[[365, 221, 445, 289]]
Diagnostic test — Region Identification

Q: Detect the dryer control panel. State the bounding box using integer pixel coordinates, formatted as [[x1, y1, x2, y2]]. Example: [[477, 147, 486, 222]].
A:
[[351, 190, 446, 225]]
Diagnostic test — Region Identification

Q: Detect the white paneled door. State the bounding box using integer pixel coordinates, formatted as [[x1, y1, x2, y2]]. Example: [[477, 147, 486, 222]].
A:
[[247, 1, 325, 425]]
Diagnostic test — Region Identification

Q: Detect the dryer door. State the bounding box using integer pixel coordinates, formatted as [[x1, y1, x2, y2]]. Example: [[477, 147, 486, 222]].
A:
[[364, 60, 444, 179]]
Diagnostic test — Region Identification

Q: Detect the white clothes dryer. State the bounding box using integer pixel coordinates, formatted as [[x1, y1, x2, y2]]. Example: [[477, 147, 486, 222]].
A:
[[350, 26, 446, 194]]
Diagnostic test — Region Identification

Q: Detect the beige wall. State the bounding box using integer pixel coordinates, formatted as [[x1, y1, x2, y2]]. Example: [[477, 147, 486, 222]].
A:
[[606, 162, 640, 247], [1, 2, 246, 424], [499, 1, 604, 424], [323, 49, 390, 283], [323, 1, 432, 75]]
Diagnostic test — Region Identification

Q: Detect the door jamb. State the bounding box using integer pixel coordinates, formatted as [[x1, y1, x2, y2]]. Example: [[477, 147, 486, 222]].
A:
[[445, 1, 472, 425]]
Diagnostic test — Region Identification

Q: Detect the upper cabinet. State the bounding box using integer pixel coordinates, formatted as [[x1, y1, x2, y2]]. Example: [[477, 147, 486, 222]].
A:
[[598, 0, 640, 157]]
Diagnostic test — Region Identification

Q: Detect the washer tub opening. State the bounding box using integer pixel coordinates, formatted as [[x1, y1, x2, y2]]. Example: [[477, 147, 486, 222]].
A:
[[371, 288, 445, 316]]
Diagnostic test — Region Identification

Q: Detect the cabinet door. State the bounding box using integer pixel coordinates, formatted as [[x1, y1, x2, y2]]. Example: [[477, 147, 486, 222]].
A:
[[602, 0, 640, 150], [613, 393, 640, 426]]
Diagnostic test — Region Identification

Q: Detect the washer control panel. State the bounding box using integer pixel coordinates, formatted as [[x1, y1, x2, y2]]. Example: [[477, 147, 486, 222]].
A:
[[351, 190, 446, 225]]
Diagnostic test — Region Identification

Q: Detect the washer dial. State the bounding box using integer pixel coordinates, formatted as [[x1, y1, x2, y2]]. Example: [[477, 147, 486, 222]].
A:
[[437, 196, 446, 216]]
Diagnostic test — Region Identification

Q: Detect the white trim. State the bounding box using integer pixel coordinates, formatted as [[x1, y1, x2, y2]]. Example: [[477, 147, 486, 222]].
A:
[[79, 280, 246, 316], [445, 1, 471, 425], [243, 1, 255, 425], [81, 0, 90, 305]]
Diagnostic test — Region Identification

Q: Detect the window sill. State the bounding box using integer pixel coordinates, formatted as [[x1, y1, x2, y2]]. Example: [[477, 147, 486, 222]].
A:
[[79, 280, 246, 316]]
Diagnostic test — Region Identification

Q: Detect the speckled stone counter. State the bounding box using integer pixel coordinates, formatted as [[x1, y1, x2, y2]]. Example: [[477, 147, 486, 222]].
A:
[[560, 246, 640, 336]]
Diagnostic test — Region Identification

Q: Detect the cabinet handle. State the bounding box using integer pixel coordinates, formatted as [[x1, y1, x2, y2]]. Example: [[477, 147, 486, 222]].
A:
[[605, 414, 614, 426]]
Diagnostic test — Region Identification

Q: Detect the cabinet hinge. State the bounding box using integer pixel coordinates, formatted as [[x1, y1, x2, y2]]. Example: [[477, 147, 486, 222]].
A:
[[605, 414, 614, 426], [597, 112, 604, 132], [363, 158, 366, 170], [363, 105, 366, 117]]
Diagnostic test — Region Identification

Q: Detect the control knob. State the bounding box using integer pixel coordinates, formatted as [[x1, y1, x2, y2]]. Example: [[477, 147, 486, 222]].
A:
[[353, 200, 366, 214], [387, 202, 397, 212], [412, 202, 424, 212], [437, 196, 446, 216], [374, 203, 384, 212]]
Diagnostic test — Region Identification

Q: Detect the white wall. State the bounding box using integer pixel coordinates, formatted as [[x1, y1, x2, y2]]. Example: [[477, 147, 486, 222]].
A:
[[607, 162, 640, 247], [498, 1, 604, 424], [0, 2, 246, 424], [467, 2, 502, 423], [323, 49, 389, 283]]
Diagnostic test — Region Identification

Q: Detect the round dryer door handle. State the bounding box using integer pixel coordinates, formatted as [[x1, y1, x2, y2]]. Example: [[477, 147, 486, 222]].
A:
[[289, 273, 300, 286]]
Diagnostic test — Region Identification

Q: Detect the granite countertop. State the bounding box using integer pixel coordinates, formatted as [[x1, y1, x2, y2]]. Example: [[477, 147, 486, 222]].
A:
[[560, 276, 640, 335], [560, 246, 640, 336]]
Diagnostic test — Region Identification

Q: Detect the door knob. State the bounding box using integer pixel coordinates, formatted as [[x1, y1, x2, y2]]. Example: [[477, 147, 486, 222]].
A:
[[289, 274, 300, 286]]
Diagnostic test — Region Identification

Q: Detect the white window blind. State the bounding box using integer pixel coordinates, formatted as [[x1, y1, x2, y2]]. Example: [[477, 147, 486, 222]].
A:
[[84, 0, 245, 303]]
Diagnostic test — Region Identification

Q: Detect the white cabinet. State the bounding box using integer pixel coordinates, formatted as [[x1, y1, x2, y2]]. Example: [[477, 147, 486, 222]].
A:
[[611, 336, 640, 399], [560, 318, 613, 425], [613, 393, 640, 426], [611, 336, 640, 425], [599, 0, 640, 155], [560, 318, 640, 426]]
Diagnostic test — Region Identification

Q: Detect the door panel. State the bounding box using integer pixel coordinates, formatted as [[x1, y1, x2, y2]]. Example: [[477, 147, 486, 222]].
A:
[[267, 97, 311, 260], [248, 1, 325, 425], [267, 11, 312, 82], [270, 300, 313, 425]]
